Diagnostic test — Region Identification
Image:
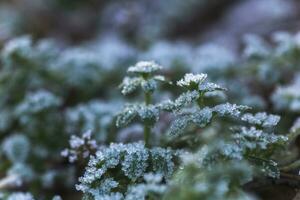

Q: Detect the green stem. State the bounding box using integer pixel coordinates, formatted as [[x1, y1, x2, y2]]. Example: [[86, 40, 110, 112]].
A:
[[196, 92, 204, 108], [144, 92, 152, 147], [145, 92, 152, 105]]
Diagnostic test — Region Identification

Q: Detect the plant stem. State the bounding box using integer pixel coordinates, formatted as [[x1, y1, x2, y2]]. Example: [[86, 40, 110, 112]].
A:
[[144, 92, 152, 147], [196, 92, 204, 108]]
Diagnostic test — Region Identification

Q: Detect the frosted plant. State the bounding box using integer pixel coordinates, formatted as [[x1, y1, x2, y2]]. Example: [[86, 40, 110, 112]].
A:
[[199, 124, 287, 178], [6, 192, 34, 200], [117, 61, 168, 147], [76, 142, 176, 199], [164, 160, 255, 200], [2, 134, 30, 164], [271, 75, 300, 112], [65, 100, 121, 142], [50, 48, 104, 88], [163, 72, 287, 178], [141, 41, 193, 70], [272, 31, 300, 55], [243, 34, 271, 59], [193, 43, 236, 73], [61, 130, 97, 163], [1, 36, 33, 64], [15, 90, 62, 116], [166, 73, 248, 138], [125, 173, 167, 200], [177, 73, 207, 88], [13, 90, 63, 141], [241, 112, 280, 129], [1, 134, 34, 187]]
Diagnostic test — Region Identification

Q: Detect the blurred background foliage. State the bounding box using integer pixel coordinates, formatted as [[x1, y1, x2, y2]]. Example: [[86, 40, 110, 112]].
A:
[[1, 0, 300, 199]]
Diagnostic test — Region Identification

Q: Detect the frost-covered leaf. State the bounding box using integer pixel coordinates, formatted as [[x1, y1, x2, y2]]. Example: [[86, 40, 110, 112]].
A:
[[137, 105, 159, 126], [242, 112, 280, 128], [77, 143, 176, 199], [150, 148, 175, 178], [125, 173, 166, 200], [120, 77, 143, 95], [198, 82, 226, 93], [233, 126, 287, 151], [116, 104, 140, 127], [164, 160, 255, 200], [168, 115, 191, 137], [174, 90, 199, 110], [61, 130, 97, 163], [127, 61, 162, 75], [177, 73, 207, 88], [213, 103, 250, 118], [191, 107, 213, 127], [141, 79, 158, 93]]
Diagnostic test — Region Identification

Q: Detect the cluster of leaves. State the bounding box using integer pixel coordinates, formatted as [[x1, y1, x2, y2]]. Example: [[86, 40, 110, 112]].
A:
[[2, 30, 300, 200], [0, 36, 130, 198], [74, 61, 288, 200]]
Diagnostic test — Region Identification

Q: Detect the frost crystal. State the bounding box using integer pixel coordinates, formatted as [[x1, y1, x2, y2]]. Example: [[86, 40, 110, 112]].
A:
[[116, 104, 139, 127], [138, 105, 159, 126], [62, 130, 97, 163], [127, 61, 162, 75], [213, 103, 250, 118], [77, 143, 176, 199], [120, 77, 143, 95], [177, 73, 207, 88], [198, 82, 226, 92], [125, 173, 166, 200], [242, 112, 280, 128], [174, 91, 199, 109]]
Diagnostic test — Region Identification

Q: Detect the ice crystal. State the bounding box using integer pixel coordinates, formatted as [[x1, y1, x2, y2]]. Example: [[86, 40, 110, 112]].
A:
[[168, 107, 212, 137], [242, 112, 280, 128], [212, 103, 250, 118], [164, 160, 254, 200], [173, 91, 199, 109], [177, 73, 207, 88], [127, 61, 162, 75], [120, 77, 143, 95], [77, 143, 176, 199], [125, 173, 166, 200], [61, 130, 97, 163], [198, 82, 226, 93], [116, 104, 139, 127]]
